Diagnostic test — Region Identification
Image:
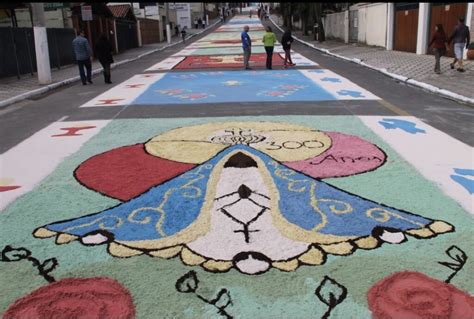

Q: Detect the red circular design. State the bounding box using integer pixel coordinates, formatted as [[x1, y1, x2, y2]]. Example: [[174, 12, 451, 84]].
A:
[[75, 144, 195, 201], [367, 271, 474, 319], [4, 277, 136, 319]]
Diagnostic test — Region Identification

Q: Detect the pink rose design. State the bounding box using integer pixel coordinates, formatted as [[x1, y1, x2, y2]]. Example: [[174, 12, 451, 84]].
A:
[[3, 277, 135, 319], [367, 271, 474, 319]]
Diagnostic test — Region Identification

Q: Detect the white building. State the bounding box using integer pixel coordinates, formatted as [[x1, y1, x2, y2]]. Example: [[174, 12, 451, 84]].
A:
[[323, 2, 473, 59]]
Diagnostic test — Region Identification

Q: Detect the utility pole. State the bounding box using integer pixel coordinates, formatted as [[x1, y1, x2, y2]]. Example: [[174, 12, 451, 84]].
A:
[[165, 2, 171, 44], [31, 3, 52, 84]]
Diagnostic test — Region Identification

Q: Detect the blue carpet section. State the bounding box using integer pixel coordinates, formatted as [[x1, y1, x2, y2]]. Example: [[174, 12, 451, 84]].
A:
[[45, 145, 433, 242], [132, 70, 336, 105]]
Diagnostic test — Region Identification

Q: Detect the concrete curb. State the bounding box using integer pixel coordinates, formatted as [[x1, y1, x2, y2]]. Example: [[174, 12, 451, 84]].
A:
[[0, 20, 221, 109], [269, 17, 474, 106]]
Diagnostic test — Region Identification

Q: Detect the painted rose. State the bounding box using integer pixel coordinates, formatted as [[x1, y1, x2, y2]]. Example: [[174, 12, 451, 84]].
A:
[[3, 277, 135, 319], [367, 271, 474, 319]]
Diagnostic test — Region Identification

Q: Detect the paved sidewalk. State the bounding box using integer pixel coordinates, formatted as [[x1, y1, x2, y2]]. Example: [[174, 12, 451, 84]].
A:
[[0, 20, 220, 108], [270, 15, 474, 105]]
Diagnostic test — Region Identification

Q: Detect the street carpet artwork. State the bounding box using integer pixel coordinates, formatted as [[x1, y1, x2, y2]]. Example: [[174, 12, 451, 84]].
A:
[[174, 54, 286, 69], [172, 46, 286, 56], [151, 53, 316, 70], [80, 70, 378, 107], [1, 116, 473, 318]]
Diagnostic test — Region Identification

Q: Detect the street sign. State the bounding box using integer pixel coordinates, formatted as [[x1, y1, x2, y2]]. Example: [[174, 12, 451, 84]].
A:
[[81, 5, 92, 21], [175, 3, 189, 11], [145, 5, 159, 16], [44, 3, 70, 11]]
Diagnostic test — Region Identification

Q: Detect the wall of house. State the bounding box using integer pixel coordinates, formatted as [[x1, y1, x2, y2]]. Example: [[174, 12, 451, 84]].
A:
[[0, 9, 13, 26], [13, 8, 72, 28], [205, 3, 219, 19], [190, 2, 205, 21], [323, 11, 346, 41], [175, 3, 191, 29], [138, 17, 161, 44], [356, 3, 387, 47], [470, 3, 474, 44]]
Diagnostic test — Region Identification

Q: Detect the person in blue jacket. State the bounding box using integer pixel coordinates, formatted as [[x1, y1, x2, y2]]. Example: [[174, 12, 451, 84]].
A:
[[72, 30, 93, 85], [241, 25, 252, 70]]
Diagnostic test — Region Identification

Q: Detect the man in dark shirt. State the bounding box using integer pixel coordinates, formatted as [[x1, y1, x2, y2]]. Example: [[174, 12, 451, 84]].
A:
[[448, 17, 470, 72]]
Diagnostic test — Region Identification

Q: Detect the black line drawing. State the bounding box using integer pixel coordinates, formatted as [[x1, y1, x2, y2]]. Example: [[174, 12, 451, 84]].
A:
[[176, 270, 233, 318], [1, 245, 58, 283], [438, 245, 468, 283], [315, 276, 348, 319]]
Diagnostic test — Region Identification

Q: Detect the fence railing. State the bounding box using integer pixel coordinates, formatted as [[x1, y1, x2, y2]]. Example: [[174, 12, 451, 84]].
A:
[[115, 20, 138, 53], [0, 27, 76, 79]]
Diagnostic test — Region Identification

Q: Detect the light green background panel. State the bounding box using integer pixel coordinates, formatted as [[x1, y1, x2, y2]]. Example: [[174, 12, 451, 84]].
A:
[[1, 116, 472, 318]]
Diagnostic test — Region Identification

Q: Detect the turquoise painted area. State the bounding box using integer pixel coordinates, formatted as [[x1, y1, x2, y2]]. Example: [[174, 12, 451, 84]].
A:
[[1, 116, 472, 318]]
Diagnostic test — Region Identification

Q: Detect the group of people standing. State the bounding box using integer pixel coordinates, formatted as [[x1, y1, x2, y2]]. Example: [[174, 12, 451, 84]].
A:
[[193, 18, 206, 29], [72, 30, 114, 85], [428, 17, 470, 74], [73, 14, 469, 85], [241, 25, 296, 70]]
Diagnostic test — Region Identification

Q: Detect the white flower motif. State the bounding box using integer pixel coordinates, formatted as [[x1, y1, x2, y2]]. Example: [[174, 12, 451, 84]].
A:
[[223, 80, 241, 86]]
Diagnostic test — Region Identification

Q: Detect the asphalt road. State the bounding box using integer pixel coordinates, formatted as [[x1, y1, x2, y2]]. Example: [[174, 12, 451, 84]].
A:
[[1, 13, 473, 318], [1, 16, 473, 155]]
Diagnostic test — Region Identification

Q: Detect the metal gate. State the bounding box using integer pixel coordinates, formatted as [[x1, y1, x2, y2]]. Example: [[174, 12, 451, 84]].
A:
[[349, 10, 358, 42], [394, 3, 419, 53], [0, 27, 75, 79], [115, 20, 138, 52]]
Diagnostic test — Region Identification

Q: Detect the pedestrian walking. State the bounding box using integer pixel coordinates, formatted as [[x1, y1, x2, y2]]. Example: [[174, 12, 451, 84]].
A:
[[72, 30, 92, 85], [194, 18, 198, 29], [181, 27, 187, 43], [428, 24, 448, 74], [94, 33, 114, 84], [448, 17, 470, 73], [281, 28, 296, 68], [241, 25, 252, 70], [198, 18, 202, 29], [262, 26, 276, 70], [202, 17, 206, 29]]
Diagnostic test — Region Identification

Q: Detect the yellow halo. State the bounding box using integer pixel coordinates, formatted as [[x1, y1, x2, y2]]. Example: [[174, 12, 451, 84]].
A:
[[145, 121, 332, 164]]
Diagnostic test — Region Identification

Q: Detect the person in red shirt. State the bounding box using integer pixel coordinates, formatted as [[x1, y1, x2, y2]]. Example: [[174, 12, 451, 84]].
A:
[[428, 24, 448, 74]]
